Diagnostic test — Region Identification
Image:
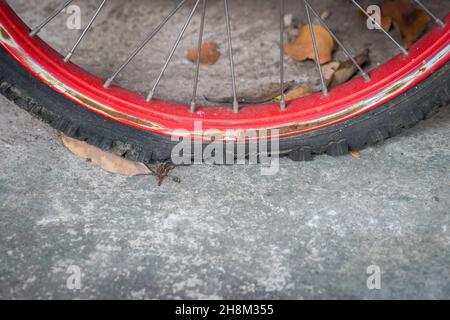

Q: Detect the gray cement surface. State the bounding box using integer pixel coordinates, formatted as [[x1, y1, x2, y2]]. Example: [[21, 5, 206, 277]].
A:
[[1, 0, 450, 300], [1, 96, 450, 299]]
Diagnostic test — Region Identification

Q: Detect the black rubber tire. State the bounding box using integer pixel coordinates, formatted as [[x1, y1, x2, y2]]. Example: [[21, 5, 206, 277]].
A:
[[0, 45, 449, 162]]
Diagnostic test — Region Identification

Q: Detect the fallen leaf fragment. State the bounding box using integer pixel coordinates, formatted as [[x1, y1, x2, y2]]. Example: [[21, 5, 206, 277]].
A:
[[330, 49, 370, 88], [382, 0, 431, 48], [147, 161, 178, 186], [320, 49, 370, 89], [320, 10, 331, 21], [61, 135, 150, 176], [187, 42, 220, 65], [206, 81, 294, 104], [356, 8, 366, 18], [284, 86, 315, 101], [284, 24, 336, 64], [350, 150, 362, 159], [321, 61, 341, 87], [381, 15, 393, 32]]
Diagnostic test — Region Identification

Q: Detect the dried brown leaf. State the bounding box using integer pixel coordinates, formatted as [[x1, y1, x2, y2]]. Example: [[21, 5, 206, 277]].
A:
[[187, 42, 220, 65], [381, 15, 393, 32], [321, 61, 341, 87], [285, 87, 316, 101], [284, 24, 336, 64], [330, 49, 370, 88], [382, 0, 432, 48], [350, 150, 362, 159], [61, 135, 150, 176], [320, 49, 370, 89]]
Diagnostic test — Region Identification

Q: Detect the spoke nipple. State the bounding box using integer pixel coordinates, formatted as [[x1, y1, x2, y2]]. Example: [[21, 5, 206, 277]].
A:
[[64, 52, 73, 63], [280, 98, 286, 111], [363, 73, 371, 82], [232, 100, 239, 113], [29, 29, 39, 37], [190, 101, 196, 113], [146, 91, 155, 102], [437, 20, 445, 28], [104, 78, 113, 89]]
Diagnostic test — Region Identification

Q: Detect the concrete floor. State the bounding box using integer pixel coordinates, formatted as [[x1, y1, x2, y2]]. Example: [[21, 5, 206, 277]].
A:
[[1, 0, 450, 300], [1, 96, 449, 299]]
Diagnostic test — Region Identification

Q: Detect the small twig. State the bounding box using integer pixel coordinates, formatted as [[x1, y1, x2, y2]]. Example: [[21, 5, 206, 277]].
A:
[[146, 161, 180, 186]]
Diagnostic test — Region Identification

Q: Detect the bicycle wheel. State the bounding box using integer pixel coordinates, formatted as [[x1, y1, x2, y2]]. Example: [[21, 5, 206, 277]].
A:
[[0, 0, 449, 162]]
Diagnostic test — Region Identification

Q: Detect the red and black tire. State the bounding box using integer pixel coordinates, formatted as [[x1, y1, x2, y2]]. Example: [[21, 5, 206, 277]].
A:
[[0, 1, 449, 162]]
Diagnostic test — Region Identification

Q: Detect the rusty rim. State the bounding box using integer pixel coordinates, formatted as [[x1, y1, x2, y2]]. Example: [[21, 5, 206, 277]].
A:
[[0, 1, 449, 141]]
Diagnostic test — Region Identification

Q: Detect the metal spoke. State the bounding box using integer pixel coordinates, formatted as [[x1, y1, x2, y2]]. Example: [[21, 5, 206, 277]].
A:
[[190, 0, 208, 113], [351, 0, 408, 55], [304, 0, 328, 96], [412, 0, 445, 28], [147, 0, 201, 102], [104, 0, 189, 88], [64, 0, 107, 63], [305, 0, 371, 82], [224, 0, 239, 113], [30, 0, 444, 111], [29, 0, 75, 37], [279, 0, 286, 110]]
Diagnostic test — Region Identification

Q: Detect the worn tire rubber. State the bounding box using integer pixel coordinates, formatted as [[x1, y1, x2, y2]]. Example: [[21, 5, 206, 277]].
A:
[[0, 46, 449, 163]]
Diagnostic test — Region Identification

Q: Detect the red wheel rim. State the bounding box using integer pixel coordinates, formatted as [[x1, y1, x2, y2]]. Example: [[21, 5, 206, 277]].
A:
[[0, 1, 449, 140]]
